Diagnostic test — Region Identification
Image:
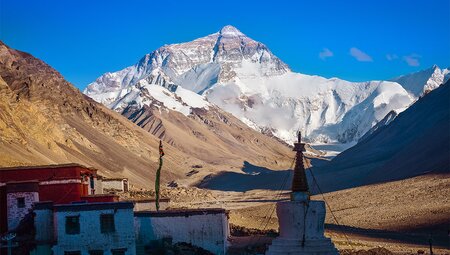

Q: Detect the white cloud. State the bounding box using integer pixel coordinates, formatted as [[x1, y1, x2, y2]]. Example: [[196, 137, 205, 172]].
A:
[[319, 48, 333, 60], [350, 47, 373, 62], [386, 54, 399, 61], [403, 54, 421, 66]]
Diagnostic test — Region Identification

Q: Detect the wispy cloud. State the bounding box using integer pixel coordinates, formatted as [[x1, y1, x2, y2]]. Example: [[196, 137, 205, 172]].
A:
[[350, 47, 373, 62], [319, 48, 333, 60], [403, 54, 421, 66], [386, 54, 398, 61]]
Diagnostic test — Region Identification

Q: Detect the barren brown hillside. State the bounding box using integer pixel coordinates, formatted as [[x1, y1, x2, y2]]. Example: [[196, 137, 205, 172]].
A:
[[0, 41, 293, 187]]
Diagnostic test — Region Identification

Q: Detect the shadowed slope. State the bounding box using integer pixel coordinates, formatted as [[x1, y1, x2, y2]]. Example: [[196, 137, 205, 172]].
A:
[[312, 81, 450, 193]]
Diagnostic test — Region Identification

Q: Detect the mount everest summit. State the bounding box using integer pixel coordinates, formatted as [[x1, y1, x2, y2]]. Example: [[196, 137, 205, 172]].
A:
[[84, 25, 448, 145]]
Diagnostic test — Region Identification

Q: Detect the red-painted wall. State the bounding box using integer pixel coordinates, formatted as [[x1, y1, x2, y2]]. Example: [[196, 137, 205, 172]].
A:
[[0, 166, 95, 204], [0, 165, 96, 205], [0, 165, 103, 233], [0, 165, 89, 182], [39, 183, 89, 204]]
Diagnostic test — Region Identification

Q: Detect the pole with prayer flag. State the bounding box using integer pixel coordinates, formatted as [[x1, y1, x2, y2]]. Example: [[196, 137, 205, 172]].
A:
[[155, 140, 164, 211]]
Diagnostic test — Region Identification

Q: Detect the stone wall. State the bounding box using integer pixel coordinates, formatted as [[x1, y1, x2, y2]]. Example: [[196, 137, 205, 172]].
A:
[[135, 209, 229, 255], [94, 176, 103, 194], [52, 202, 136, 255], [133, 199, 169, 211], [7, 191, 38, 230], [102, 179, 127, 192]]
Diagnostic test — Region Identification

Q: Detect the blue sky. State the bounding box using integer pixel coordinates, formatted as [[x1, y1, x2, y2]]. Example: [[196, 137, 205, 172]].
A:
[[1, 0, 449, 90]]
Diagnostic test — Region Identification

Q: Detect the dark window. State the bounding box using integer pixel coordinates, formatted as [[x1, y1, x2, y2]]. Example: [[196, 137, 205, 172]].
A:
[[64, 251, 81, 255], [65, 216, 80, 235], [89, 250, 104, 255], [17, 197, 25, 208], [100, 214, 115, 233], [123, 180, 128, 192], [111, 248, 126, 255]]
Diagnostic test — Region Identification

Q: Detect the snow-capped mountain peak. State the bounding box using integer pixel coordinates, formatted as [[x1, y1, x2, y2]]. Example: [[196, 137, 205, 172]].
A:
[[84, 26, 432, 145], [85, 25, 289, 104], [219, 25, 245, 37], [391, 65, 449, 97]]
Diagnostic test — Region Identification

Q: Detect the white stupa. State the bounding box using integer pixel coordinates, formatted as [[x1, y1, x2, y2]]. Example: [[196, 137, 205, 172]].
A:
[[266, 132, 339, 255]]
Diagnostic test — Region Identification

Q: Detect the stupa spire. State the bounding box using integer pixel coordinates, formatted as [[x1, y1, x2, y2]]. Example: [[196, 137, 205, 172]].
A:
[[291, 131, 309, 200]]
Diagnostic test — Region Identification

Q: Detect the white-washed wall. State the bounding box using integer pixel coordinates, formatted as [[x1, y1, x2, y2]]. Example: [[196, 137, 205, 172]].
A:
[[135, 211, 229, 255], [102, 179, 125, 191], [94, 177, 103, 194], [7, 191, 38, 230], [52, 205, 136, 255]]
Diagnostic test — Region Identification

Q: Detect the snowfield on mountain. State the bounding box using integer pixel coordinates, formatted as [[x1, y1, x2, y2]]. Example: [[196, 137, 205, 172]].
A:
[[85, 25, 444, 145], [391, 64, 450, 97]]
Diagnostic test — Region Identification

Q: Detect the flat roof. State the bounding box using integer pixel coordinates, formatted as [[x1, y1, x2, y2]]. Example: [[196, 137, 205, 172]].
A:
[[102, 178, 127, 181], [80, 194, 119, 198], [55, 201, 134, 212], [0, 163, 97, 172], [130, 198, 170, 203], [135, 208, 228, 217]]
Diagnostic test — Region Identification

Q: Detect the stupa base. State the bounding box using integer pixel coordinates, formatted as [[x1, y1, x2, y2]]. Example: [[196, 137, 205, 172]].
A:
[[265, 200, 338, 255]]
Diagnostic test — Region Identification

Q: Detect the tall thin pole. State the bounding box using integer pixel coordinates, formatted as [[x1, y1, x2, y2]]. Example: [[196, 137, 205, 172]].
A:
[[155, 140, 164, 211], [429, 233, 433, 255]]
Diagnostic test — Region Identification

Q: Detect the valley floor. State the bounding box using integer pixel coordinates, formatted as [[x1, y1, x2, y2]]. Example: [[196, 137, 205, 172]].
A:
[[310, 142, 357, 158], [161, 173, 450, 253]]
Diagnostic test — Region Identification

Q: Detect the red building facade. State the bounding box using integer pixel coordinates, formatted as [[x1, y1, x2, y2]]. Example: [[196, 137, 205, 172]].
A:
[[0, 164, 116, 233]]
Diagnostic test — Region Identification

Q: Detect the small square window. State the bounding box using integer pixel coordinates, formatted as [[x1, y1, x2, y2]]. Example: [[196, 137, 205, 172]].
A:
[[100, 214, 115, 233], [65, 216, 80, 235], [17, 197, 25, 208], [89, 250, 104, 255]]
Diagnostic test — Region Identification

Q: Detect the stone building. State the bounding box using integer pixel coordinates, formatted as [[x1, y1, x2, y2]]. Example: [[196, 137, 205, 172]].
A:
[[5, 181, 39, 231], [1, 164, 230, 254], [135, 208, 229, 255], [31, 202, 229, 255], [0, 164, 117, 233], [51, 202, 136, 255], [102, 178, 129, 192]]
